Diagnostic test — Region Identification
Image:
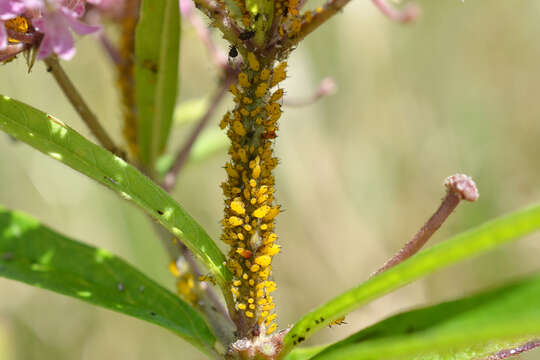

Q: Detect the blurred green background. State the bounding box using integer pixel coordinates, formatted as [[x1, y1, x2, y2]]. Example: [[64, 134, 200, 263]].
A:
[[1, 1, 540, 359]]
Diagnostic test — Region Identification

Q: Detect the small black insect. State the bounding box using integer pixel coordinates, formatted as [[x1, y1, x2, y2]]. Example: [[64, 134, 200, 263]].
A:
[[157, 209, 164, 215], [239, 30, 255, 40], [228, 45, 238, 58]]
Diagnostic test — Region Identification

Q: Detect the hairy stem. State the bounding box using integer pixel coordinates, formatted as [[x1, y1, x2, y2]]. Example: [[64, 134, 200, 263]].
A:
[[163, 68, 236, 191], [44, 56, 125, 158], [373, 174, 478, 276]]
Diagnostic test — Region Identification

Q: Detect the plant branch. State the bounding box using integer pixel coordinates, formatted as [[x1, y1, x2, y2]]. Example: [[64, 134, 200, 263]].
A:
[[272, 0, 418, 58], [372, 174, 479, 276], [482, 339, 540, 360], [180, 0, 227, 69], [162, 67, 236, 191], [44, 56, 125, 158], [284, 77, 336, 107], [372, 0, 420, 23]]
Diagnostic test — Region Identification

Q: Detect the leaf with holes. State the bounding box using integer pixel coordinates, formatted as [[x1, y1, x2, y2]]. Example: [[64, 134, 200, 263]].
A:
[[0, 95, 232, 293], [135, 0, 180, 167], [280, 203, 540, 357], [0, 205, 217, 357]]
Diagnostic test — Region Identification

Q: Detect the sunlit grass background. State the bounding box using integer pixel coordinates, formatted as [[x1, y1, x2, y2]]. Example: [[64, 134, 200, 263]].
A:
[[1, 1, 540, 359]]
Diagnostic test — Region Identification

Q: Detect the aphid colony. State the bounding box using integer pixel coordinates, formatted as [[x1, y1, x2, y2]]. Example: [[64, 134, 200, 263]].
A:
[[220, 52, 287, 336]]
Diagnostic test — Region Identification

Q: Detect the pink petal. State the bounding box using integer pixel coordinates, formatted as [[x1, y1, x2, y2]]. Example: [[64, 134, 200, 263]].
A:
[[65, 15, 100, 34], [0, 22, 7, 50]]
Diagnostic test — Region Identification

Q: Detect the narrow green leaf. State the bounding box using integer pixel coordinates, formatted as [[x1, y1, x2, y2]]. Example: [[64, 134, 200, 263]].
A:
[[312, 275, 540, 360], [281, 203, 540, 355], [0, 95, 231, 288], [285, 345, 329, 360], [0, 206, 217, 356], [135, 0, 180, 166]]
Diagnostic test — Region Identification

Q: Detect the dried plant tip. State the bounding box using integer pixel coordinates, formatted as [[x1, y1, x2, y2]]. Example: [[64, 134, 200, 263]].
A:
[[445, 174, 479, 202]]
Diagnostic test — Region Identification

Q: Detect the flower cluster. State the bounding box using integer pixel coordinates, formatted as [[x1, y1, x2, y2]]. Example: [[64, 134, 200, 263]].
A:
[[0, 0, 98, 61], [220, 52, 287, 336]]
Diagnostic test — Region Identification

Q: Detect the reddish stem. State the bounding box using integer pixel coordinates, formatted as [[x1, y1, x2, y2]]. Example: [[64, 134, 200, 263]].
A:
[[373, 174, 479, 276], [372, 0, 420, 23]]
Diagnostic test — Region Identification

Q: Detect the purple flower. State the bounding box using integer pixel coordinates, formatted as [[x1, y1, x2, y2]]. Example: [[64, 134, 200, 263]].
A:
[[0, 0, 99, 59], [33, 2, 100, 59]]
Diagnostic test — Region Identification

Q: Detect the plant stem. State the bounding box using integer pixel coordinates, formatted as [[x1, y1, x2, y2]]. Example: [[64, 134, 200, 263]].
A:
[[372, 0, 420, 23], [373, 174, 478, 276], [44, 56, 125, 158], [162, 68, 236, 191]]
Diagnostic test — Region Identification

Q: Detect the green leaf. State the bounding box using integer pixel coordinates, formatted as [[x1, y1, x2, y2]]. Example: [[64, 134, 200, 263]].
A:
[[281, 203, 540, 355], [135, 0, 180, 167], [0, 206, 217, 357], [312, 274, 540, 360], [284, 345, 329, 360], [0, 95, 231, 289]]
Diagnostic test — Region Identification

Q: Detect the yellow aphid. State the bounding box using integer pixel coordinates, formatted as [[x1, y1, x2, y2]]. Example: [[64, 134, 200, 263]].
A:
[[249, 304, 255, 309], [238, 303, 247, 310], [243, 96, 253, 104], [231, 287, 240, 296], [229, 216, 243, 226], [232, 120, 247, 136], [168, 260, 180, 277], [257, 186, 268, 196], [248, 279, 255, 286], [263, 206, 280, 221], [265, 233, 277, 244], [253, 205, 271, 218], [238, 72, 250, 87], [251, 107, 262, 117], [290, 19, 302, 36], [249, 179, 257, 187], [252, 165, 261, 179], [240, 108, 249, 116], [233, 280, 242, 286], [255, 255, 272, 267], [257, 194, 268, 204], [260, 68, 270, 81], [245, 311, 254, 318], [229, 84, 240, 97], [270, 89, 284, 102], [220, 113, 230, 130], [329, 316, 347, 327], [247, 52, 260, 71], [260, 224, 268, 231], [230, 198, 246, 215], [305, 10, 313, 23], [250, 264, 261, 272], [238, 148, 248, 163], [262, 303, 275, 311], [243, 224, 252, 232], [225, 163, 239, 177], [265, 103, 281, 115], [198, 274, 216, 285], [266, 313, 277, 323], [255, 82, 268, 98], [266, 323, 277, 335], [271, 61, 287, 87], [238, 232, 245, 240], [177, 273, 196, 303], [266, 244, 280, 256]]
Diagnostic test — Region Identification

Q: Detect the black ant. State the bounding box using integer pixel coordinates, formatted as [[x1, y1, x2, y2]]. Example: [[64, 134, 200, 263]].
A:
[[239, 30, 255, 40], [228, 45, 238, 58]]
